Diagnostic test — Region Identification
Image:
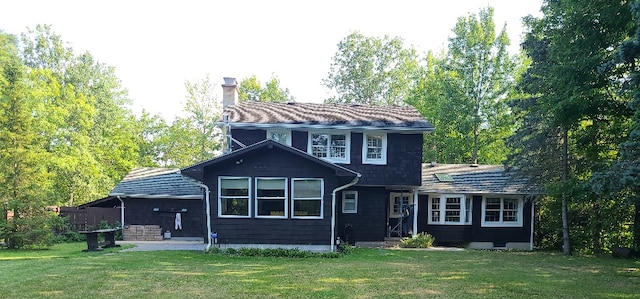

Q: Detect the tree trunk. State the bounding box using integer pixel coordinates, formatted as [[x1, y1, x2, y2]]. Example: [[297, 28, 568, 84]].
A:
[[634, 199, 640, 251], [561, 127, 571, 255]]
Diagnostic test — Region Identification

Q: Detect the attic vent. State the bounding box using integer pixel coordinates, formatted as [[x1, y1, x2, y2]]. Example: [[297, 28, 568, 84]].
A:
[[435, 173, 453, 182]]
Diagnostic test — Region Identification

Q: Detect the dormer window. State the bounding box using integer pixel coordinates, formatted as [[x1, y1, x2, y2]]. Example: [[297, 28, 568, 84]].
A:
[[308, 132, 350, 164], [266, 129, 291, 146], [362, 133, 387, 165]]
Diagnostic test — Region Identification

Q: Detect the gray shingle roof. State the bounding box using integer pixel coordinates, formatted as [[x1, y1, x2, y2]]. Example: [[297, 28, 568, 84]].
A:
[[221, 102, 434, 132], [109, 167, 203, 199], [419, 164, 538, 195]]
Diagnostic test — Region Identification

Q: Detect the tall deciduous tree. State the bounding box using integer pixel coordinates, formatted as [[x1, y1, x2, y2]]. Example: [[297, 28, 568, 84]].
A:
[[407, 7, 518, 164], [182, 74, 221, 163], [238, 75, 294, 102], [447, 6, 516, 164], [323, 32, 419, 105], [0, 31, 53, 248]]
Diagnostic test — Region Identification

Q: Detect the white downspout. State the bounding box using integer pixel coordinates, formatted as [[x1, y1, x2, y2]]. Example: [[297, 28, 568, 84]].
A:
[[412, 188, 418, 236], [331, 174, 361, 252], [117, 196, 125, 228], [191, 181, 212, 250], [530, 197, 535, 251]]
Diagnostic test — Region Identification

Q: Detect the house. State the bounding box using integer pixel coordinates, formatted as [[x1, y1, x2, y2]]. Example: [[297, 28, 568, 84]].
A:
[[418, 163, 536, 250], [180, 77, 434, 251], [81, 77, 538, 251], [80, 168, 206, 240]]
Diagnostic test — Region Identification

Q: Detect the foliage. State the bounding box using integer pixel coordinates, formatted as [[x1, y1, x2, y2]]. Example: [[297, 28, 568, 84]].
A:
[[0, 211, 56, 249], [407, 6, 519, 164], [508, 0, 635, 255], [238, 74, 295, 102], [323, 32, 419, 105], [208, 247, 343, 258], [400, 232, 435, 248], [50, 215, 84, 243]]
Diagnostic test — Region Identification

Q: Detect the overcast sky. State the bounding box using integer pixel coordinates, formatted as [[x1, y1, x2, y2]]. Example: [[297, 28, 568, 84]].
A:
[[1, 0, 543, 121]]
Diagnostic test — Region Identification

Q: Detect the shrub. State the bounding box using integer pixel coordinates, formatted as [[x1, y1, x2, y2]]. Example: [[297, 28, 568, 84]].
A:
[[207, 247, 347, 258], [400, 232, 435, 248], [0, 214, 56, 249]]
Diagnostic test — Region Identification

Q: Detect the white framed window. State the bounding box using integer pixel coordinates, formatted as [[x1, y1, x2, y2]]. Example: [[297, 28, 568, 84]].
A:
[[255, 177, 287, 218], [266, 129, 291, 146], [389, 192, 413, 218], [218, 177, 251, 218], [481, 197, 523, 227], [308, 132, 350, 164], [342, 191, 358, 213], [292, 178, 324, 219], [428, 194, 471, 225], [362, 133, 387, 165]]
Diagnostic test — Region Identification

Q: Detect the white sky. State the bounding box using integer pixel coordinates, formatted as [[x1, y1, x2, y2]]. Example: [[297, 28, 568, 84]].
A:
[[1, 0, 543, 121]]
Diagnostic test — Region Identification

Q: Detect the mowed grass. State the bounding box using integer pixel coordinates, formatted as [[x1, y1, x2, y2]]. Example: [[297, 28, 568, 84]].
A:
[[1, 243, 639, 298]]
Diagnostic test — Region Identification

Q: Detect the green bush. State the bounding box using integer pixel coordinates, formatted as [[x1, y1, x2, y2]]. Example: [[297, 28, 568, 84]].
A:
[[208, 247, 345, 258], [50, 216, 85, 243], [0, 214, 56, 249], [400, 232, 435, 248]]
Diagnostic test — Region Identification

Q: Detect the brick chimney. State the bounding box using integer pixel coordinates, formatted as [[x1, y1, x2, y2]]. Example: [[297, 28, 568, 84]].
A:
[[221, 77, 238, 110]]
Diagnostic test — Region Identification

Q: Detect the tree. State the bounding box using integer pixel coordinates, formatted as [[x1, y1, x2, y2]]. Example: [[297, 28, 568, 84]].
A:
[[447, 6, 516, 164], [238, 75, 294, 102], [182, 74, 222, 163], [323, 32, 419, 105], [0, 31, 54, 248], [591, 0, 640, 251], [19, 25, 137, 205], [508, 1, 634, 254], [407, 7, 518, 164]]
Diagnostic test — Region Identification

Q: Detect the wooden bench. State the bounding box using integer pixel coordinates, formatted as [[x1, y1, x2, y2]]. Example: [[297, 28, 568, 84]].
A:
[[79, 228, 121, 252]]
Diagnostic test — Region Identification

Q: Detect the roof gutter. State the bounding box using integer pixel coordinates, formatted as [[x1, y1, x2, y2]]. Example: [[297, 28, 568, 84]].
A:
[[331, 173, 361, 252]]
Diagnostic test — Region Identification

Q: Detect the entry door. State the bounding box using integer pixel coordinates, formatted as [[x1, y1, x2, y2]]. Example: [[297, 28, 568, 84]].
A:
[[389, 192, 413, 218]]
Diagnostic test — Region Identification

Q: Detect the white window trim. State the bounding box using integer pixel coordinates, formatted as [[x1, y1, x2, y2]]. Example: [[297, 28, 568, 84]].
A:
[[254, 177, 288, 219], [291, 178, 324, 219], [266, 129, 292, 146], [218, 176, 251, 219], [362, 132, 387, 165], [481, 196, 524, 227], [427, 194, 471, 225], [342, 191, 358, 214], [307, 131, 351, 164]]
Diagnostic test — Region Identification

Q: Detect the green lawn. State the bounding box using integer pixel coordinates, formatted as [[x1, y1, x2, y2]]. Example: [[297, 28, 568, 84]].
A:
[[1, 243, 639, 298]]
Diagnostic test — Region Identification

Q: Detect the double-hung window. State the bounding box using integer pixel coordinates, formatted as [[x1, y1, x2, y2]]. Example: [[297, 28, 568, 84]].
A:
[[255, 178, 287, 218], [342, 191, 358, 213], [428, 195, 471, 225], [362, 133, 387, 165], [292, 178, 323, 218], [266, 129, 291, 146], [309, 132, 350, 163], [482, 197, 523, 227], [219, 177, 250, 218]]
